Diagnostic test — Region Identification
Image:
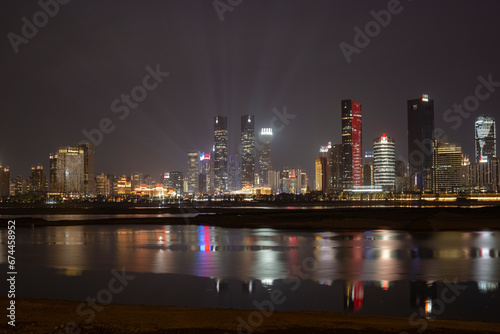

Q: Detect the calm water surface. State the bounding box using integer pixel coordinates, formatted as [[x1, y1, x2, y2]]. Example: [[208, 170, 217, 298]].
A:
[[1, 224, 499, 322]]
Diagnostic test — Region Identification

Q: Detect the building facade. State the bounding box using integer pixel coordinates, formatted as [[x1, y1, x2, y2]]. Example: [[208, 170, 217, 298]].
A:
[[30, 164, 46, 192], [475, 115, 496, 163], [341, 100, 362, 189], [241, 115, 255, 188], [56, 146, 85, 194], [187, 150, 200, 194], [258, 128, 273, 187], [327, 143, 343, 192], [431, 141, 462, 193], [407, 94, 434, 192], [213, 116, 228, 193], [373, 134, 396, 191]]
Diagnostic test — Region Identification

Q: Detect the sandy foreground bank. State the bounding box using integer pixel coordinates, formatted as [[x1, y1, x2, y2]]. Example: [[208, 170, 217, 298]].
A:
[[1, 297, 499, 334]]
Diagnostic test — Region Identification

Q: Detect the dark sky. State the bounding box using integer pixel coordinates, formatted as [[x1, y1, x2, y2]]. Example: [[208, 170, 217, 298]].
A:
[[1, 0, 500, 179]]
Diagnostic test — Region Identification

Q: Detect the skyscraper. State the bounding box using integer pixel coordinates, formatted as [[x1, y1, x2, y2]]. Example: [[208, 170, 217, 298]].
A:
[[213, 116, 228, 193], [373, 134, 396, 191], [341, 100, 362, 189], [315, 146, 328, 192], [362, 151, 374, 186], [56, 146, 85, 194], [327, 143, 343, 192], [199, 152, 212, 194], [432, 141, 462, 193], [187, 150, 200, 194], [407, 94, 434, 192], [79, 143, 95, 195], [241, 115, 255, 188], [30, 164, 46, 192], [258, 128, 273, 187], [49, 154, 58, 192], [475, 115, 496, 163], [96, 173, 113, 197]]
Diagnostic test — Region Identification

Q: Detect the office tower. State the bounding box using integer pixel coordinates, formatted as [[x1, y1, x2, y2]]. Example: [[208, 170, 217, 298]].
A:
[[199, 152, 211, 193], [300, 171, 308, 194], [475, 115, 496, 163], [0, 165, 10, 197], [56, 146, 85, 193], [268, 170, 280, 195], [10, 176, 23, 196], [432, 141, 462, 193], [130, 172, 143, 191], [228, 154, 241, 191], [241, 115, 255, 187], [315, 146, 328, 192], [187, 150, 200, 194], [79, 143, 95, 195], [258, 128, 273, 187], [30, 164, 46, 192], [327, 143, 343, 192], [213, 116, 228, 193], [341, 100, 362, 189], [407, 94, 434, 192], [49, 154, 58, 192], [373, 134, 396, 191], [281, 168, 303, 195], [362, 151, 374, 186], [466, 158, 500, 192], [164, 171, 183, 196], [96, 173, 113, 197]]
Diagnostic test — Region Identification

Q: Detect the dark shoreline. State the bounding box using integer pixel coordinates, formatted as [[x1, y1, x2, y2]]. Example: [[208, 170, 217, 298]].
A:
[[2, 204, 500, 231]]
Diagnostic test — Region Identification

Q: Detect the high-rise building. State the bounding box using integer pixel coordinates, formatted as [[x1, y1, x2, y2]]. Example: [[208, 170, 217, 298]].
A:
[[241, 115, 255, 188], [228, 154, 241, 191], [10, 175, 23, 196], [475, 115, 496, 163], [407, 94, 434, 192], [395, 160, 409, 193], [187, 150, 200, 194], [432, 141, 462, 193], [213, 116, 228, 193], [281, 168, 304, 195], [49, 154, 58, 192], [362, 151, 374, 186], [0, 165, 10, 197], [268, 170, 280, 195], [30, 164, 46, 192], [315, 146, 328, 192], [131, 172, 143, 191], [199, 152, 211, 194], [341, 100, 362, 189], [79, 143, 95, 195], [164, 171, 183, 196], [373, 134, 396, 191], [258, 128, 273, 187], [56, 146, 85, 194], [96, 173, 113, 197], [327, 143, 343, 192]]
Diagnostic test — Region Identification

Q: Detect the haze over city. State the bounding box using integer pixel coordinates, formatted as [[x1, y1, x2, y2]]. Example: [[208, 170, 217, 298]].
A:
[[1, 0, 500, 179]]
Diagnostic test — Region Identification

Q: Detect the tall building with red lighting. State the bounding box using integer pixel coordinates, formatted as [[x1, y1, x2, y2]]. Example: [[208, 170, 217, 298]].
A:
[[341, 100, 362, 189]]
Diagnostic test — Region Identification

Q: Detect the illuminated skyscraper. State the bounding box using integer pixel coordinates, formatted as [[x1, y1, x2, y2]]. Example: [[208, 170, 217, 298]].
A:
[[341, 100, 362, 189], [475, 115, 496, 163], [432, 141, 462, 193], [258, 128, 273, 187], [49, 154, 58, 192], [131, 172, 143, 190], [79, 142, 95, 195], [241, 115, 255, 188], [96, 173, 113, 197], [0, 165, 10, 197], [187, 150, 200, 194], [30, 164, 46, 192], [56, 146, 85, 194], [164, 171, 183, 196], [407, 94, 434, 192], [373, 134, 396, 191], [327, 143, 343, 192], [315, 145, 328, 192], [199, 152, 212, 193], [362, 151, 374, 186], [213, 116, 228, 193]]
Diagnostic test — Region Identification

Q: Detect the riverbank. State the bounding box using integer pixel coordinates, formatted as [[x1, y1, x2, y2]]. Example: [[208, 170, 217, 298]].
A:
[[2, 205, 500, 231], [2, 297, 499, 334]]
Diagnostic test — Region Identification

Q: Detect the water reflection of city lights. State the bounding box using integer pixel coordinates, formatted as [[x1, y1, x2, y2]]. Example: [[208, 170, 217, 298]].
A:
[[477, 281, 499, 293]]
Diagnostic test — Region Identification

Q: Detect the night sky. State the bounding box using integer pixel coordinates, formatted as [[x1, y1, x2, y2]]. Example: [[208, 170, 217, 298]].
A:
[[1, 0, 500, 179]]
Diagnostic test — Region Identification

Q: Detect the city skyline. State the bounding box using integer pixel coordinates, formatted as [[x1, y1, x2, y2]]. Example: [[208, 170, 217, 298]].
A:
[[1, 1, 500, 179]]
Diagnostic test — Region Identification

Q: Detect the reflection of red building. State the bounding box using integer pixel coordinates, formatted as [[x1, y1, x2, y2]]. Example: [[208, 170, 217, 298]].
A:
[[341, 100, 362, 189], [344, 280, 364, 312]]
